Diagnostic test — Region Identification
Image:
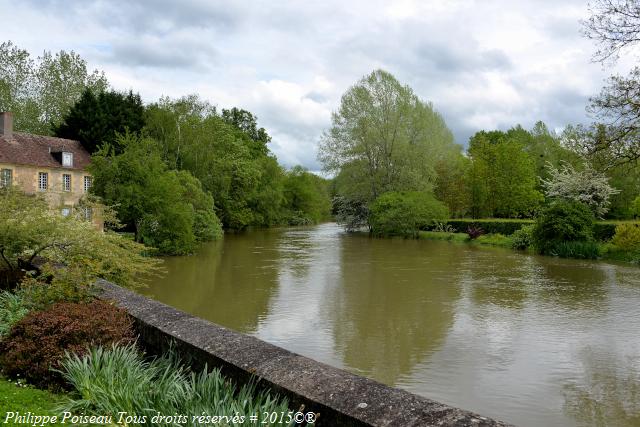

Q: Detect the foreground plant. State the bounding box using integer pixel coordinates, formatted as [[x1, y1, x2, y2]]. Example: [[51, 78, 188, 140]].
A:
[[0, 186, 161, 291], [0, 301, 134, 389], [59, 344, 307, 427]]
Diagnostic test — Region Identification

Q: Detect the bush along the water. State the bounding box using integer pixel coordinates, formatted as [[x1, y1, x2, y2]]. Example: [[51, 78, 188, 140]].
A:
[[532, 200, 595, 257], [369, 191, 449, 237], [59, 344, 309, 427], [611, 223, 640, 251], [544, 240, 601, 259], [0, 300, 134, 389], [511, 224, 535, 250]]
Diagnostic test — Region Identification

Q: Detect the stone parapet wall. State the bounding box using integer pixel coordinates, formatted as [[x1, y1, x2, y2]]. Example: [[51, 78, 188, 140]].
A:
[[97, 280, 514, 427]]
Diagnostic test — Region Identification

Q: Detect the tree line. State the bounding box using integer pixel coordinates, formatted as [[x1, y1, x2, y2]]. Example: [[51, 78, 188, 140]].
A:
[[0, 41, 331, 255]]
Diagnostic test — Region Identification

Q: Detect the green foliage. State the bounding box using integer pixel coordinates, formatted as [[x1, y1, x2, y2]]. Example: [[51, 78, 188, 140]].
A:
[[59, 344, 300, 427], [434, 154, 471, 218], [0, 291, 28, 337], [0, 40, 108, 134], [144, 96, 287, 229], [54, 89, 145, 154], [89, 135, 222, 254], [319, 70, 460, 230], [633, 196, 640, 218], [467, 130, 543, 218], [511, 224, 535, 250], [0, 301, 134, 390], [282, 166, 331, 225], [221, 107, 271, 156], [369, 192, 449, 237], [543, 240, 601, 259], [533, 201, 595, 255], [611, 223, 640, 250], [0, 187, 160, 289]]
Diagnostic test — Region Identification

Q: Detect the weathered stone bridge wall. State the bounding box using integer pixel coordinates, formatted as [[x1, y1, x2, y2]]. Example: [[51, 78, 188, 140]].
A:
[[97, 280, 514, 427]]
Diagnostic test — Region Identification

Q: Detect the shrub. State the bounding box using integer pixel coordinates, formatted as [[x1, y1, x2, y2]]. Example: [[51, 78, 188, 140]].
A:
[[633, 196, 640, 219], [544, 240, 601, 259], [593, 222, 618, 241], [533, 201, 595, 255], [511, 224, 535, 250], [0, 300, 134, 389], [466, 225, 484, 240], [369, 191, 449, 237], [611, 223, 640, 250], [0, 291, 29, 337], [59, 344, 297, 426]]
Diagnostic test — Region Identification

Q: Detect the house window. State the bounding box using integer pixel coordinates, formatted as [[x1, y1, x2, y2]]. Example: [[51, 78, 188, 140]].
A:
[[62, 174, 71, 192], [61, 207, 71, 217], [83, 207, 92, 221], [0, 169, 11, 187], [38, 172, 48, 191], [62, 152, 73, 167], [83, 176, 93, 193]]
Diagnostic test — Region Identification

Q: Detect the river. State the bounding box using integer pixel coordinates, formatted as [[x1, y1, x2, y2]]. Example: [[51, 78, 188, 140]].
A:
[[141, 223, 640, 427]]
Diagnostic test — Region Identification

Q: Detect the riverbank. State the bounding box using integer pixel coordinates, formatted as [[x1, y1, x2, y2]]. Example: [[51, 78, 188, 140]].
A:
[[417, 230, 640, 264]]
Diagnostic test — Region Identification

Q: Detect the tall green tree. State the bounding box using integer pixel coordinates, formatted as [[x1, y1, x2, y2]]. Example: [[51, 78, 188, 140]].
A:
[[0, 41, 108, 135], [0, 41, 107, 135], [89, 134, 222, 255], [467, 130, 543, 218], [282, 166, 332, 224], [145, 95, 286, 229], [221, 107, 271, 156], [54, 89, 145, 153], [318, 69, 459, 210]]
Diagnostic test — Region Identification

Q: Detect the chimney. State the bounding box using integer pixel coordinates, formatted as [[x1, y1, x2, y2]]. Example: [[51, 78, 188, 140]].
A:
[[0, 112, 13, 138]]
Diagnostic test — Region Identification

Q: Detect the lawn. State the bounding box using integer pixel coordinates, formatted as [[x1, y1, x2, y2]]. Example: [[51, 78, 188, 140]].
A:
[[0, 378, 63, 425]]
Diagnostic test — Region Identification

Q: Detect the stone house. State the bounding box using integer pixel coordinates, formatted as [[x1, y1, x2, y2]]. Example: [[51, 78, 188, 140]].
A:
[[0, 112, 102, 229]]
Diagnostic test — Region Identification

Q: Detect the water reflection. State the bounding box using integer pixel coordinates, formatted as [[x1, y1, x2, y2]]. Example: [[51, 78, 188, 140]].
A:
[[327, 235, 462, 384], [142, 223, 640, 427]]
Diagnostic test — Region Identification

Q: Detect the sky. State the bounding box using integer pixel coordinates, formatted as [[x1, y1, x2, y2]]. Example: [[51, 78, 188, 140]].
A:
[[2, 0, 634, 171]]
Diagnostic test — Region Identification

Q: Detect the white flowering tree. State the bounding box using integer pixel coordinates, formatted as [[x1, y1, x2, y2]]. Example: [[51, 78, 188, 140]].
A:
[[541, 162, 620, 218]]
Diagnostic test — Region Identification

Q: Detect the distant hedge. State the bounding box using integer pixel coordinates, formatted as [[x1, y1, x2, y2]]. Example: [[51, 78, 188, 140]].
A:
[[428, 219, 533, 236], [427, 219, 627, 242]]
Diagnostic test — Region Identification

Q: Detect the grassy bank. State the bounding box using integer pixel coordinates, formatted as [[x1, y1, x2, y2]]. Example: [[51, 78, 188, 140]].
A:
[[0, 378, 64, 424]]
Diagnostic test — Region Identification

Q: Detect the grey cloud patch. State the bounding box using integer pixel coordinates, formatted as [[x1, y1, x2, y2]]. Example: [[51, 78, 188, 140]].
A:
[[414, 43, 512, 75], [106, 38, 218, 70], [304, 91, 328, 103], [25, 0, 241, 35]]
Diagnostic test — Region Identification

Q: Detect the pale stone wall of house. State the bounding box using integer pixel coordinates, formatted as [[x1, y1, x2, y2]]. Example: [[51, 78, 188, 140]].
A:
[[0, 162, 102, 230]]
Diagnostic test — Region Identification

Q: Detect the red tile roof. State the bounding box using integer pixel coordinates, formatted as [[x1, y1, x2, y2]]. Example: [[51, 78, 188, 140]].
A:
[[0, 132, 91, 170]]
